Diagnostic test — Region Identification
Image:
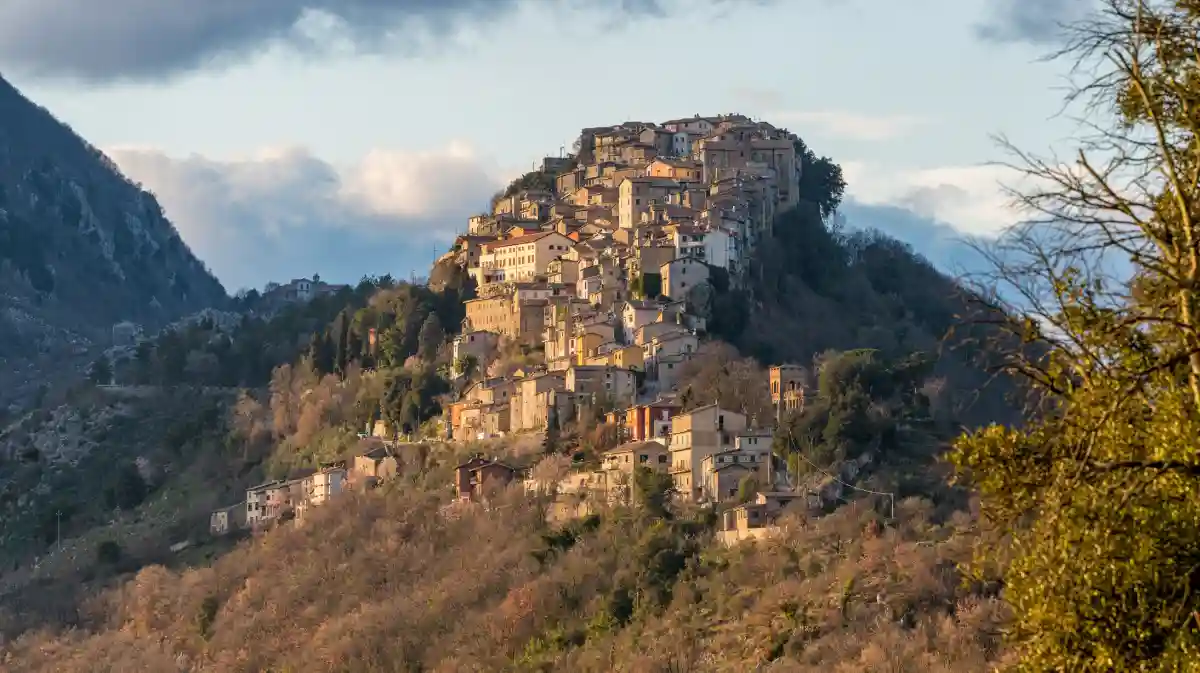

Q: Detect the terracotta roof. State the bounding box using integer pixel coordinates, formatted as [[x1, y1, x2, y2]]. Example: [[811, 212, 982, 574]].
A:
[[486, 231, 565, 250], [605, 440, 668, 456], [626, 176, 680, 185]]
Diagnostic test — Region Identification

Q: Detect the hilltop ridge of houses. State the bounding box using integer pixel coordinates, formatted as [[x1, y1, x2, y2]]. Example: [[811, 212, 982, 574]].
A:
[[210, 114, 855, 545], [438, 114, 844, 542]]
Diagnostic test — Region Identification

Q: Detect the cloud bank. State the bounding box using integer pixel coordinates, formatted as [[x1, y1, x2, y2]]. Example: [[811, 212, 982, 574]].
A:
[[974, 0, 1093, 45], [107, 143, 506, 291], [109, 145, 1010, 292], [0, 0, 759, 82], [842, 161, 1018, 237]]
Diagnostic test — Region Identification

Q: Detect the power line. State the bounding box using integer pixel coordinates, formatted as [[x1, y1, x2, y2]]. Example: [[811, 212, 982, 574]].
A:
[[790, 450, 895, 520]]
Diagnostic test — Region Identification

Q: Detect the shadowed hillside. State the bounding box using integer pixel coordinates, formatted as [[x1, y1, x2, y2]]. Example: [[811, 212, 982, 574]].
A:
[[0, 74, 227, 411], [0, 473, 1011, 672]]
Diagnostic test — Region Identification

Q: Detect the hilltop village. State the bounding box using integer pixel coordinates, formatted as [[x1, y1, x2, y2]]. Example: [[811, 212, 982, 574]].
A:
[[219, 113, 832, 544]]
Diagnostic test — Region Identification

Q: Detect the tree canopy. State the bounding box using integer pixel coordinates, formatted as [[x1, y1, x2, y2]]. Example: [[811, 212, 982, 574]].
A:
[[952, 2, 1200, 667]]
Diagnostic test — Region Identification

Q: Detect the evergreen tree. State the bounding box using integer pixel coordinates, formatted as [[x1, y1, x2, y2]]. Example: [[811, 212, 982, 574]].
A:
[[417, 313, 445, 362], [307, 332, 334, 374], [332, 311, 349, 375], [88, 356, 112, 385]]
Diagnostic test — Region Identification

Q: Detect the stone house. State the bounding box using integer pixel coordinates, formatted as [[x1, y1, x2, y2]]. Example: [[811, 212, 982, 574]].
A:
[[245, 479, 288, 528], [636, 320, 687, 346], [621, 300, 662, 343], [462, 378, 517, 406], [296, 465, 347, 518], [603, 439, 670, 475], [607, 344, 645, 371], [669, 223, 734, 270], [452, 330, 500, 372], [565, 365, 637, 407], [618, 176, 683, 230], [455, 456, 518, 501], [659, 256, 710, 300], [452, 235, 493, 269], [463, 296, 546, 343], [668, 404, 748, 501], [210, 502, 247, 536], [646, 157, 703, 182], [651, 353, 689, 391], [643, 332, 699, 373], [617, 400, 680, 442], [700, 434, 773, 501], [546, 257, 580, 285], [511, 372, 567, 431], [717, 491, 810, 546], [353, 446, 400, 488]]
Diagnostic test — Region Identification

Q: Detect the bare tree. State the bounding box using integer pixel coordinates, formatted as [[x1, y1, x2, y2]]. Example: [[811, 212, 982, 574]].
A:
[[953, 3, 1200, 667]]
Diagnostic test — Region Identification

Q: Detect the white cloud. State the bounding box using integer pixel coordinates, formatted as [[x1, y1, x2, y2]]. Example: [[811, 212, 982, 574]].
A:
[[770, 110, 929, 141], [106, 142, 507, 291], [841, 161, 1020, 236]]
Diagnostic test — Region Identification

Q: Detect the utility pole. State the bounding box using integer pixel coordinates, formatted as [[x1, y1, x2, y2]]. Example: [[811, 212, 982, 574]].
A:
[[56, 510, 61, 550]]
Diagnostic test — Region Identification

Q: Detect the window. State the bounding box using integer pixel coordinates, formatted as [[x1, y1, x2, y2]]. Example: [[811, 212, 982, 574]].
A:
[[658, 454, 667, 464], [639, 454, 649, 463]]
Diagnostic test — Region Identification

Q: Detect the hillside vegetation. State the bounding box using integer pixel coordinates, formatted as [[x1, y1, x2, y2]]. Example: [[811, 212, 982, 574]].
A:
[[1, 470, 1010, 672], [0, 102, 1023, 671], [0, 206, 1015, 671]]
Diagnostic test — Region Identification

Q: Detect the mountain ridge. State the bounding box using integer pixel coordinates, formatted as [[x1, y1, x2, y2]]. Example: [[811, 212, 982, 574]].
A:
[[0, 74, 227, 411]]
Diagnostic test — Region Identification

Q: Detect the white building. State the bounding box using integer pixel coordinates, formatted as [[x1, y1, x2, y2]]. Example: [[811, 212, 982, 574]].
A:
[[672, 225, 733, 270], [472, 232, 575, 285], [305, 466, 347, 507]]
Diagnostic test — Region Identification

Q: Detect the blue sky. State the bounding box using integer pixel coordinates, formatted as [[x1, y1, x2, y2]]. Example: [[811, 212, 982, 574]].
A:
[[0, 0, 1087, 292]]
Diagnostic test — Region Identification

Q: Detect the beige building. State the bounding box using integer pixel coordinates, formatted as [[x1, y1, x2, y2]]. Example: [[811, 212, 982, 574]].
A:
[[596, 440, 671, 505], [769, 364, 807, 422], [565, 365, 637, 406], [607, 344, 645, 371], [660, 257, 710, 300], [297, 466, 347, 516], [646, 157, 702, 181], [452, 330, 500, 372], [636, 320, 687, 345], [668, 405, 748, 501], [700, 432, 773, 501], [245, 480, 287, 528], [717, 492, 810, 546], [546, 257, 580, 285], [643, 332, 699, 372], [463, 377, 516, 406], [452, 235, 493, 269], [511, 372, 567, 431], [603, 439, 670, 474], [463, 296, 546, 343], [210, 502, 246, 536], [472, 231, 575, 285], [621, 300, 662, 343], [618, 176, 683, 230], [694, 124, 800, 210], [652, 353, 689, 391], [353, 446, 400, 487]]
